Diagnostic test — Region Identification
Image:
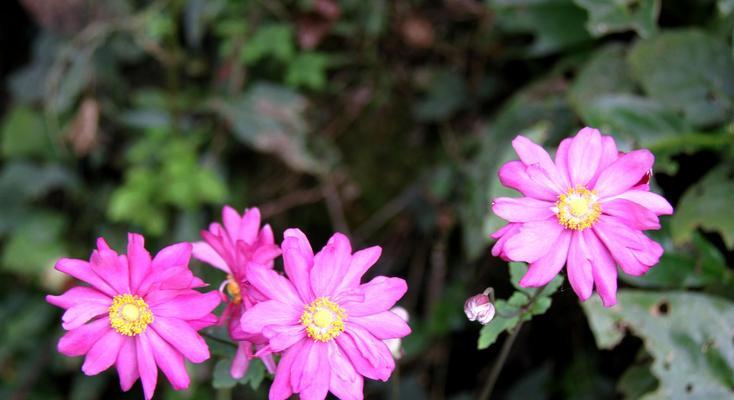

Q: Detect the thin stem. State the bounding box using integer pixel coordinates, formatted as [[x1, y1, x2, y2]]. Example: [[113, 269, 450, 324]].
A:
[[201, 331, 237, 349], [478, 285, 547, 400]]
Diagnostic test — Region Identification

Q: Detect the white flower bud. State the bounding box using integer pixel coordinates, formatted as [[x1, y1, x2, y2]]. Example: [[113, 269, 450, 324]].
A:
[[464, 293, 495, 325], [385, 306, 409, 359]]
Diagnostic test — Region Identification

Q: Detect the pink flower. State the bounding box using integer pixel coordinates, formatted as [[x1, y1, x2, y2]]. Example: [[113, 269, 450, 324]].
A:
[[491, 128, 673, 307], [464, 292, 495, 325], [192, 206, 280, 378], [46, 234, 220, 399], [240, 229, 411, 400]]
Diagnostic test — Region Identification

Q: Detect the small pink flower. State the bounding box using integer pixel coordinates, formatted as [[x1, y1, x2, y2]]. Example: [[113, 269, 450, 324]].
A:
[[240, 229, 411, 400], [491, 128, 673, 307], [464, 292, 495, 325], [46, 234, 221, 399], [192, 206, 281, 378]]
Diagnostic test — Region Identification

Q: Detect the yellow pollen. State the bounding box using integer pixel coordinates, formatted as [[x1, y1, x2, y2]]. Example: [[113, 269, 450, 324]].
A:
[[554, 186, 601, 231], [109, 294, 153, 336], [226, 274, 242, 304], [300, 297, 346, 342]]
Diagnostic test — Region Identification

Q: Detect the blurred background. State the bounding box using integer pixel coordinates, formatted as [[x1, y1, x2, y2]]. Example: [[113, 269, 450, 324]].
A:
[[1, 0, 734, 399]]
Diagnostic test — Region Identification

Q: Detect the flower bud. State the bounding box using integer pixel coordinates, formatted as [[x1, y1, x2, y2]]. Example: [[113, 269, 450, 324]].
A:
[[464, 292, 495, 325]]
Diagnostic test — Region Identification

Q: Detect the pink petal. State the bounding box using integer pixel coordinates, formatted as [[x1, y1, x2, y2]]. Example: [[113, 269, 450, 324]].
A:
[[492, 197, 555, 222], [519, 230, 572, 287], [231, 342, 252, 379], [512, 135, 569, 189], [594, 149, 654, 198], [554, 138, 572, 186], [127, 233, 152, 293], [238, 207, 262, 244], [62, 302, 110, 330], [252, 244, 282, 265], [491, 224, 521, 261], [333, 245, 382, 294], [339, 276, 407, 317], [136, 332, 159, 400], [328, 342, 364, 400], [290, 341, 329, 398], [150, 291, 220, 320], [502, 219, 564, 263], [192, 241, 230, 273], [270, 340, 303, 400], [262, 324, 306, 352], [595, 135, 619, 179], [311, 233, 353, 297], [349, 311, 411, 340], [116, 337, 138, 391], [336, 324, 395, 381], [90, 238, 130, 294], [152, 242, 192, 270], [282, 229, 315, 302], [594, 221, 661, 277], [46, 286, 110, 309], [607, 190, 673, 216], [82, 329, 124, 375], [567, 127, 603, 186], [58, 317, 111, 356], [240, 300, 301, 335], [151, 316, 210, 363], [498, 161, 558, 201], [222, 205, 243, 241], [583, 230, 618, 307], [601, 199, 660, 230], [147, 328, 190, 390], [526, 164, 565, 194], [55, 258, 116, 297], [566, 231, 593, 301], [246, 264, 303, 307]]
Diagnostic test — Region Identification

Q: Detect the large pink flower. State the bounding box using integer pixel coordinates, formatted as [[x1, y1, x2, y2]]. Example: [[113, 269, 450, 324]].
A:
[[46, 234, 220, 399], [491, 127, 673, 307], [192, 206, 280, 378], [240, 229, 411, 400]]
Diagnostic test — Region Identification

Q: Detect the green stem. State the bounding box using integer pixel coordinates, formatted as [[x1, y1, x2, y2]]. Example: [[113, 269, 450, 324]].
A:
[[201, 331, 237, 348]]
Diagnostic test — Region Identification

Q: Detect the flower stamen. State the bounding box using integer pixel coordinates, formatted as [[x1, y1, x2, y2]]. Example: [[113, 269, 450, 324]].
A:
[[109, 294, 153, 336], [553, 186, 601, 231], [225, 274, 242, 304], [301, 297, 346, 342]]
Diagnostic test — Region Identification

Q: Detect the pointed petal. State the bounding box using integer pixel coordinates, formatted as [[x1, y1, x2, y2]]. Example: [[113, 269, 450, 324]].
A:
[[492, 197, 555, 222], [519, 230, 571, 287], [566, 231, 593, 301], [594, 149, 654, 198], [147, 329, 190, 390], [82, 329, 124, 375], [151, 316, 210, 363], [136, 333, 159, 400], [58, 318, 111, 357], [502, 219, 563, 263], [311, 233, 352, 297]]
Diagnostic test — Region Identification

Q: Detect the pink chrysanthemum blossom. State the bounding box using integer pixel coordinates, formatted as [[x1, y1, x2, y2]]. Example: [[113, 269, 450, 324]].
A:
[[491, 128, 673, 307], [240, 229, 411, 400], [46, 234, 220, 399], [192, 206, 281, 378]]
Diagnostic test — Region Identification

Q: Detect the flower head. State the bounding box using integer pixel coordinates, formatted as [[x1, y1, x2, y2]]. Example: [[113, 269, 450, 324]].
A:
[[46, 234, 220, 399], [192, 206, 280, 378], [464, 292, 495, 325], [240, 229, 411, 400], [491, 128, 673, 307]]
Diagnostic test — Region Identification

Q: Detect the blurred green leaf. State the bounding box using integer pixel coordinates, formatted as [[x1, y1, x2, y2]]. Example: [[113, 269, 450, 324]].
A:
[[671, 164, 734, 249], [414, 70, 467, 122], [1, 106, 55, 159], [1, 212, 67, 278], [568, 44, 637, 113], [618, 361, 659, 399], [628, 29, 734, 127], [489, 0, 592, 55], [212, 357, 267, 390], [242, 24, 295, 65], [285, 52, 329, 90], [583, 290, 734, 399], [574, 0, 659, 38]]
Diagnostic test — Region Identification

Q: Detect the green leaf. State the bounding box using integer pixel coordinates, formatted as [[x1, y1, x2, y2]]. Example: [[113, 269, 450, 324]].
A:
[[0, 106, 55, 159], [628, 29, 734, 127], [489, 0, 592, 55], [413, 70, 467, 122], [574, 0, 660, 38], [213, 82, 337, 174], [568, 44, 637, 114], [212, 358, 267, 390], [478, 300, 520, 349], [671, 165, 734, 249], [285, 52, 329, 90], [582, 290, 734, 399], [618, 361, 659, 399], [1, 212, 67, 278], [242, 24, 295, 65]]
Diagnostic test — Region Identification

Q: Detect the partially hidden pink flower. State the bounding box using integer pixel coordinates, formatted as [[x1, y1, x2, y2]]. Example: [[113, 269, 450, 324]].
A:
[[192, 206, 280, 378], [46, 233, 221, 399], [240, 229, 411, 400], [491, 127, 673, 307]]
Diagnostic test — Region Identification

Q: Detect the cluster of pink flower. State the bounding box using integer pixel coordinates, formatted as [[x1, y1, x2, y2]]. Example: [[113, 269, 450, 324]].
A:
[[47, 207, 410, 400]]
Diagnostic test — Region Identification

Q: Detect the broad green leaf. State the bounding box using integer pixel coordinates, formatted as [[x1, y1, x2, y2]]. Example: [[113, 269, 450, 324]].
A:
[[618, 361, 659, 399], [212, 358, 267, 390], [671, 165, 734, 249], [488, 0, 592, 55], [241, 24, 295, 65], [478, 299, 520, 349], [1, 106, 55, 159], [1, 212, 67, 277], [583, 290, 734, 399], [574, 0, 659, 38], [413, 70, 467, 122], [568, 44, 637, 114], [213, 82, 336, 174], [628, 29, 734, 127], [285, 52, 329, 90]]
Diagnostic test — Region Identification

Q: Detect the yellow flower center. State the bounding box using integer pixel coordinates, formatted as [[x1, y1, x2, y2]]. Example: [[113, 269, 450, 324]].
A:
[[553, 186, 601, 231], [108, 294, 153, 336], [300, 297, 346, 342], [226, 274, 242, 304]]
